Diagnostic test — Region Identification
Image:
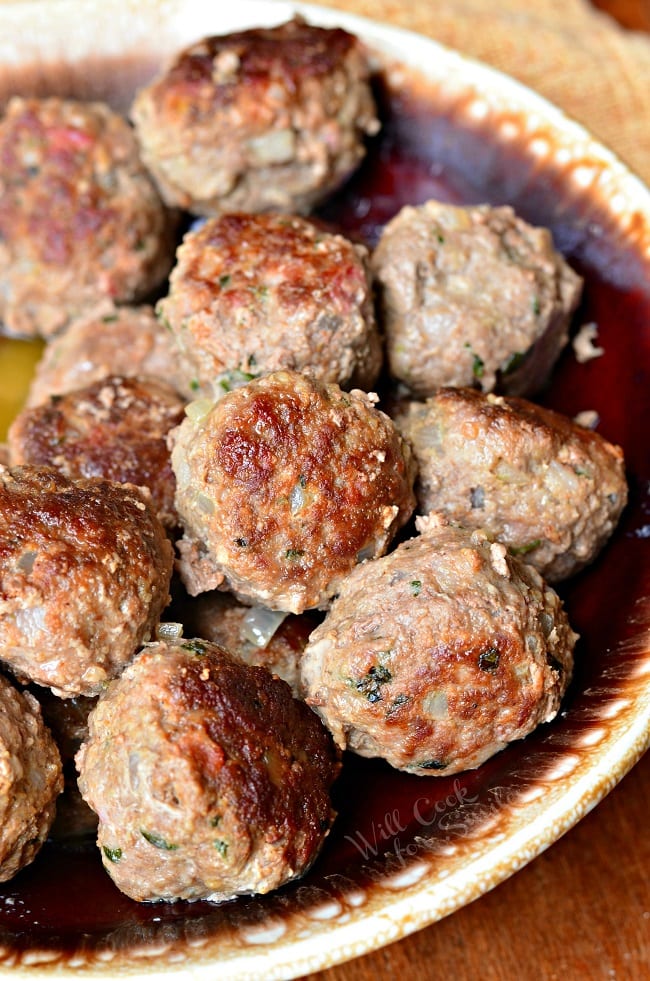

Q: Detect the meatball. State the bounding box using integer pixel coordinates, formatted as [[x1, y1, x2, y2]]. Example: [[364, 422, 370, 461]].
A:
[[0, 97, 176, 339], [76, 639, 340, 903], [157, 212, 382, 395], [32, 688, 98, 840], [131, 18, 379, 216], [371, 200, 583, 398], [395, 387, 628, 581], [175, 591, 314, 696], [301, 521, 576, 775], [171, 370, 416, 612], [0, 674, 63, 882], [8, 375, 186, 529], [0, 466, 173, 697], [25, 302, 191, 407]]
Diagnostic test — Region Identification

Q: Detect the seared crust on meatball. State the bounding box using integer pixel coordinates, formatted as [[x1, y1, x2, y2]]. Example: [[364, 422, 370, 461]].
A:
[[0, 97, 176, 339], [0, 466, 173, 696], [158, 212, 382, 395], [171, 370, 416, 612], [176, 591, 314, 696], [0, 674, 63, 881], [371, 200, 583, 397], [301, 522, 576, 775], [395, 387, 628, 581], [131, 18, 379, 216], [76, 639, 340, 903], [26, 302, 189, 407], [8, 376, 186, 529]]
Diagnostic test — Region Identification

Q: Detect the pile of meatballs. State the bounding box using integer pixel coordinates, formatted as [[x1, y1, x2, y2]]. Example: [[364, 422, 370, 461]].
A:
[[0, 18, 627, 904]]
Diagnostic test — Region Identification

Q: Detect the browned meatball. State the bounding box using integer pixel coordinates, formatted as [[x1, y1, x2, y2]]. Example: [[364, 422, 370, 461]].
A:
[[0, 673, 63, 882], [25, 302, 191, 407], [76, 639, 340, 903], [371, 200, 583, 398], [32, 688, 98, 841], [131, 18, 379, 217], [0, 97, 176, 339], [157, 212, 382, 395], [8, 375, 186, 529], [0, 466, 173, 696], [175, 591, 315, 696], [394, 387, 628, 581], [171, 370, 416, 612], [301, 521, 576, 775]]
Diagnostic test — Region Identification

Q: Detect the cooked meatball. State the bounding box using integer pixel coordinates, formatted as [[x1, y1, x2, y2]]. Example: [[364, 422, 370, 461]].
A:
[[395, 387, 628, 581], [8, 375, 186, 529], [76, 639, 340, 903], [157, 212, 382, 395], [371, 200, 583, 398], [301, 521, 576, 775], [25, 302, 190, 407], [171, 370, 416, 612], [131, 18, 379, 217], [0, 97, 176, 339], [175, 591, 315, 696], [0, 466, 173, 696], [32, 688, 98, 840], [0, 674, 63, 882]]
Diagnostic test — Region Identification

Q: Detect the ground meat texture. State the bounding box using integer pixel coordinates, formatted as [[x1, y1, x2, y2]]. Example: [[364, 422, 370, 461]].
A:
[[8, 376, 186, 530], [395, 387, 628, 581], [0, 466, 173, 697], [25, 302, 191, 407], [130, 18, 379, 217], [0, 97, 176, 339], [157, 213, 382, 396], [76, 639, 340, 903], [174, 591, 315, 696], [0, 674, 63, 882], [371, 200, 583, 398], [171, 370, 416, 613], [301, 523, 576, 775]]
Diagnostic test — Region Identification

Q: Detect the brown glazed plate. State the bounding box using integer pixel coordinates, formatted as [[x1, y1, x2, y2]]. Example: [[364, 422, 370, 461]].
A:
[[0, 1, 649, 978]]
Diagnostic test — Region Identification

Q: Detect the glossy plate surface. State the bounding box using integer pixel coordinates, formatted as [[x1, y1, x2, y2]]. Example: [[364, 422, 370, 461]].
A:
[[0, 2, 649, 978]]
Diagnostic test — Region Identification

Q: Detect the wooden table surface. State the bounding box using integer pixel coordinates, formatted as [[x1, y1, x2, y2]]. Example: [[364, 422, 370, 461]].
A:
[[302, 3, 650, 976]]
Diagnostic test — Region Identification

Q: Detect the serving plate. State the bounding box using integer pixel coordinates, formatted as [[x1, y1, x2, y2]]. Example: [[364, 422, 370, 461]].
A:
[[0, 1, 649, 978]]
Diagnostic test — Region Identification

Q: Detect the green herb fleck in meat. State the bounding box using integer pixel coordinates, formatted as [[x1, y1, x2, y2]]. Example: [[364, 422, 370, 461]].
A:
[[501, 350, 526, 374], [354, 664, 392, 703], [410, 580, 422, 596], [478, 647, 500, 672], [218, 368, 258, 393], [181, 640, 208, 656], [509, 539, 541, 556], [141, 830, 179, 850], [103, 846, 123, 863], [214, 839, 229, 857], [218, 274, 231, 289], [417, 759, 448, 770], [285, 548, 305, 560], [464, 342, 485, 380]]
